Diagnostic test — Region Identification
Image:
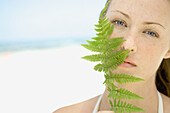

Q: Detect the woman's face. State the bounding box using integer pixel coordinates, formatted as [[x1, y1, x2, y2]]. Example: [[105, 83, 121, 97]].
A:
[[106, 0, 170, 79]]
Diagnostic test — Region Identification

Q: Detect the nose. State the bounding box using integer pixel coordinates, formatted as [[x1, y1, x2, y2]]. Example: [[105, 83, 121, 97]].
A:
[[120, 31, 137, 54]]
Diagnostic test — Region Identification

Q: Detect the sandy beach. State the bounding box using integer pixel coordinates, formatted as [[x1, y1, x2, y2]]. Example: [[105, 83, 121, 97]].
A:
[[0, 45, 105, 113]]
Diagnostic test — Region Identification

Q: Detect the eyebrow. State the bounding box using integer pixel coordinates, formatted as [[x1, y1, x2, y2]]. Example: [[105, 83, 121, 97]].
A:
[[110, 10, 165, 29]]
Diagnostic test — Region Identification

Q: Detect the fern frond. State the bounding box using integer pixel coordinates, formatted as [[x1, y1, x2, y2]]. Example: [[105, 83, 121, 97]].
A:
[[103, 24, 114, 39], [97, 17, 113, 38], [105, 50, 128, 61], [107, 37, 124, 44], [103, 79, 117, 90], [117, 88, 144, 99], [95, 51, 128, 71], [91, 36, 104, 41], [111, 99, 146, 113], [86, 40, 105, 46], [106, 73, 144, 84], [81, 44, 104, 52], [102, 22, 111, 35], [95, 28, 103, 32], [109, 99, 114, 109], [94, 24, 102, 28], [101, 18, 109, 26], [82, 38, 127, 55], [108, 88, 144, 100], [107, 84, 118, 91], [96, 32, 104, 37], [81, 0, 145, 112], [98, 16, 106, 24], [94, 63, 106, 72], [107, 40, 126, 52], [81, 54, 103, 62], [103, 50, 130, 70], [94, 63, 114, 73]]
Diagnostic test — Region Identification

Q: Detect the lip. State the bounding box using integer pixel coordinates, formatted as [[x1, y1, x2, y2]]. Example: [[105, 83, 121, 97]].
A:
[[124, 58, 137, 66], [118, 58, 137, 68]]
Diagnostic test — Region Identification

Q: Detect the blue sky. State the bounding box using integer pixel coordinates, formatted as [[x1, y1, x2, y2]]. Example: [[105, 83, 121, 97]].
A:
[[0, 0, 106, 41]]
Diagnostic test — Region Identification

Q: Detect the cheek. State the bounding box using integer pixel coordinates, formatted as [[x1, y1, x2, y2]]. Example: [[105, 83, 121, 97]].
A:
[[138, 41, 165, 69]]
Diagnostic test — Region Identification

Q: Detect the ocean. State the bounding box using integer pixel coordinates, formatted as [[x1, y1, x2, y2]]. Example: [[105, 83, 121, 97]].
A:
[[0, 37, 89, 53]]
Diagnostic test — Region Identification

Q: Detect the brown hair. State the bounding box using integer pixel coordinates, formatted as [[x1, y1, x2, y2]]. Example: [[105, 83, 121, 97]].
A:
[[100, 0, 170, 97]]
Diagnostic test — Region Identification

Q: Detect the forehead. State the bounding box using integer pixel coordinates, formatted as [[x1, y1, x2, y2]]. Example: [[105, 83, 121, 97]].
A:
[[107, 0, 170, 28]]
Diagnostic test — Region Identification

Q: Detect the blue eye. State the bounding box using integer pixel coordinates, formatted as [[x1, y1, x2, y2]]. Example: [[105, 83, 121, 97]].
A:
[[144, 31, 159, 38], [112, 19, 127, 27]]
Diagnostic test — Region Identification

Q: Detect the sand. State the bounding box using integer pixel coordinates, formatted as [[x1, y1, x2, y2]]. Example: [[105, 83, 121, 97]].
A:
[[0, 45, 105, 113]]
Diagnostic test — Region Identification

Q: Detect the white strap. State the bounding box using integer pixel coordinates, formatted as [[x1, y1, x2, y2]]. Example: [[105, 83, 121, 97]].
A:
[[92, 94, 103, 113], [157, 91, 164, 113]]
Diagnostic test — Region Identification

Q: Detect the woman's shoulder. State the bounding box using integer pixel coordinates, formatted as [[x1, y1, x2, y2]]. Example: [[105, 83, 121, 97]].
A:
[[53, 95, 101, 113], [160, 92, 170, 113]]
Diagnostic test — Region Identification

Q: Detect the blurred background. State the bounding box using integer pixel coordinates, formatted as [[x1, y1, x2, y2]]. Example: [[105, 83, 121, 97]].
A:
[[0, 0, 106, 113]]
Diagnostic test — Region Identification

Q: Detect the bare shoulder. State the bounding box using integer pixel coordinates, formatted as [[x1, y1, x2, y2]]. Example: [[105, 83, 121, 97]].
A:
[[53, 95, 101, 113], [160, 93, 170, 113]]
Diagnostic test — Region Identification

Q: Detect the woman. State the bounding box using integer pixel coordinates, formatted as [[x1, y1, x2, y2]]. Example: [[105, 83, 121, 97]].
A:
[[54, 0, 170, 112]]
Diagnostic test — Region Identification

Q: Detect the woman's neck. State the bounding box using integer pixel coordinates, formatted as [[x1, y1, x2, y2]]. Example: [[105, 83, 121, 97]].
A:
[[99, 74, 159, 112]]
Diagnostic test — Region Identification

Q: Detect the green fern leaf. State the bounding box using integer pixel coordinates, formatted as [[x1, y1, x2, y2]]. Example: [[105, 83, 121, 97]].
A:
[[91, 36, 104, 41], [105, 50, 128, 61], [104, 80, 117, 90], [106, 73, 144, 84], [86, 40, 105, 46], [94, 63, 112, 72], [117, 88, 144, 99], [94, 24, 102, 28], [81, 54, 103, 62], [107, 37, 124, 44], [109, 99, 113, 107], [104, 24, 114, 39], [103, 50, 130, 70], [98, 16, 106, 24], [111, 99, 146, 112], [96, 32, 104, 37], [95, 28, 102, 32], [102, 22, 111, 35], [107, 40, 126, 52], [101, 18, 109, 26], [81, 44, 104, 52], [108, 88, 144, 100], [94, 63, 105, 72]]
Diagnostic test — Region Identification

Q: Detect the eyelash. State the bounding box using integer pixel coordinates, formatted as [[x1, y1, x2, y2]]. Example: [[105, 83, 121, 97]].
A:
[[111, 19, 159, 38], [112, 19, 127, 27]]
